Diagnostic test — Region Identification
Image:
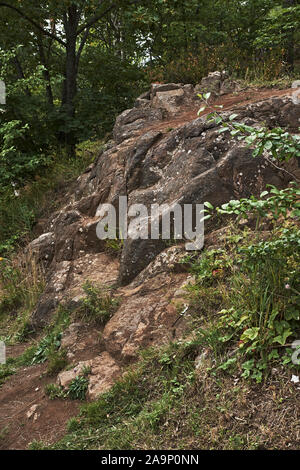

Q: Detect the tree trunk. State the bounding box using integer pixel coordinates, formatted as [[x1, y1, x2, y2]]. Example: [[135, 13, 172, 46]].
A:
[[284, 0, 295, 72], [36, 36, 54, 107], [61, 6, 80, 158]]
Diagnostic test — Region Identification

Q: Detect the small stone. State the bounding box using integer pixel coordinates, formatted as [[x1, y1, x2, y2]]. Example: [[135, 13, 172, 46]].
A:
[[26, 404, 39, 419]]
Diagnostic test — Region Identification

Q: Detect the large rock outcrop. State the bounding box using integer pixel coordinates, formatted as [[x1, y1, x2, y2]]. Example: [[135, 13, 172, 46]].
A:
[[25, 76, 299, 399]]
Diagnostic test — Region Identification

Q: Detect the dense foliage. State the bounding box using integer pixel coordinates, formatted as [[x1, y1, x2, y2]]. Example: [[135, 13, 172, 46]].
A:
[[195, 112, 300, 382], [198, 185, 300, 383]]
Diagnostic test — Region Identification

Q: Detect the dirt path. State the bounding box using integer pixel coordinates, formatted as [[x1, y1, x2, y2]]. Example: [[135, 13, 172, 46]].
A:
[[0, 359, 80, 450], [0, 85, 294, 450], [0, 336, 85, 450], [0, 325, 102, 450]]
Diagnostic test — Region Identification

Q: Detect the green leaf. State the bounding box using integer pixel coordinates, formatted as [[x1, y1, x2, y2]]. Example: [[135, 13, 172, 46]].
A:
[[197, 106, 206, 115], [241, 327, 260, 342], [204, 201, 214, 210], [217, 358, 237, 371], [268, 349, 279, 360], [264, 141, 273, 150], [272, 329, 292, 346], [203, 92, 211, 100]]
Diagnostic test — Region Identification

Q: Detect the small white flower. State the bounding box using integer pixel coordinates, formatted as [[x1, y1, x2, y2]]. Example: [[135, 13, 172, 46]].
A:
[[291, 375, 299, 384]]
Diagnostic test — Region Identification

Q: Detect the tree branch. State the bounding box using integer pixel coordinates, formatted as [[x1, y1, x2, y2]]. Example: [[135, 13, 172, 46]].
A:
[[77, 0, 142, 35], [76, 27, 91, 67], [12, 55, 31, 97], [36, 35, 54, 107], [0, 2, 66, 46], [77, 2, 117, 35]]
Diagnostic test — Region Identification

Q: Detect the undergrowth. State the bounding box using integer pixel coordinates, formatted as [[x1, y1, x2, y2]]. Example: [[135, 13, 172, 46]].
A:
[[45, 374, 89, 401], [0, 254, 45, 341], [178, 182, 299, 383], [0, 305, 71, 387], [75, 281, 119, 326], [28, 178, 300, 450], [0, 278, 117, 387], [28, 336, 300, 450], [0, 142, 102, 256]]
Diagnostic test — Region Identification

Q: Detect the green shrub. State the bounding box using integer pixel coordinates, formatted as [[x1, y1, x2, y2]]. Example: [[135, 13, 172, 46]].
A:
[[31, 332, 62, 365], [191, 185, 300, 382], [67, 376, 89, 401], [67, 417, 81, 433], [44, 383, 65, 400], [46, 349, 68, 376], [0, 364, 15, 388], [0, 141, 95, 256], [0, 120, 49, 187], [77, 281, 119, 326]]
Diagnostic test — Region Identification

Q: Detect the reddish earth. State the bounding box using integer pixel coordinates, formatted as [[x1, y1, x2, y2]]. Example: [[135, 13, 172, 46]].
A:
[[0, 359, 80, 450], [0, 86, 295, 450], [0, 325, 102, 450], [147, 87, 293, 134]]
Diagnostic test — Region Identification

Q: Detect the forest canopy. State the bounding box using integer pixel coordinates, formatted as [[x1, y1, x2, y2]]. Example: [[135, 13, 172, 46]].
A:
[[0, 0, 299, 185]]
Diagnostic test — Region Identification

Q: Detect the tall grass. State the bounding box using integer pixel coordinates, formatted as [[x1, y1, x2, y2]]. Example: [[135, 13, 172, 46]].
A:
[[0, 252, 45, 340], [146, 45, 289, 85]]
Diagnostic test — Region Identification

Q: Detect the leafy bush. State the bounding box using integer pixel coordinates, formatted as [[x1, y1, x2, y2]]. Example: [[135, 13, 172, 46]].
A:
[[44, 383, 65, 400], [206, 185, 300, 226], [30, 306, 70, 365], [0, 145, 94, 256], [67, 376, 89, 401], [0, 120, 49, 187], [45, 376, 90, 402], [189, 101, 300, 382], [191, 185, 300, 382], [220, 122, 300, 163], [198, 92, 300, 182], [46, 349, 68, 376], [31, 332, 62, 365], [45, 365, 90, 401]]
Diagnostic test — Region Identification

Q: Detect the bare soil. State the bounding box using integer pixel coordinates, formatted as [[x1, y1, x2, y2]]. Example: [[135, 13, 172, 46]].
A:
[[0, 325, 102, 450], [147, 87, 293, 134]]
